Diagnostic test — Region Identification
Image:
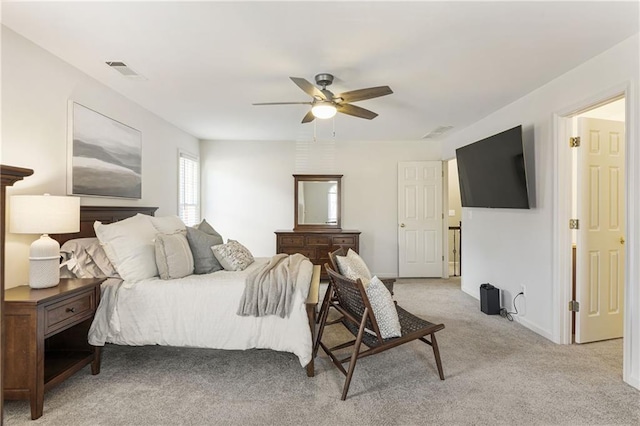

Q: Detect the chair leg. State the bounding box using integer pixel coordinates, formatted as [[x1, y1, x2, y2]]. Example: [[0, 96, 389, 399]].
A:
[[314, 284, 334, 358], [316, 281, 333, 324], [341, 309, 368, 401], [430, 332, 445, 380]]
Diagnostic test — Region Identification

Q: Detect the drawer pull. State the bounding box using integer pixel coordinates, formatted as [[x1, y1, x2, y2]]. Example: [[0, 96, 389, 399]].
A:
[[66, 307, 76, 313]]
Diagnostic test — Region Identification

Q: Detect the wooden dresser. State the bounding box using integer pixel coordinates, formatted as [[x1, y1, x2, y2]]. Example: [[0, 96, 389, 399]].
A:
[[275, 230, 360, 278]]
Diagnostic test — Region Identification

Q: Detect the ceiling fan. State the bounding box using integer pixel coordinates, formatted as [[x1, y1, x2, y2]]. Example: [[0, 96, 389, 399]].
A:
[[253, 73, 393, 123]]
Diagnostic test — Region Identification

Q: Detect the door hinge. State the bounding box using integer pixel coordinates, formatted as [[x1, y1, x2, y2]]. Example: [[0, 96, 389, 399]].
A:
[[569, 300, 580, 312], [569, 219, 579, 230], [569, 136, 581, 147]]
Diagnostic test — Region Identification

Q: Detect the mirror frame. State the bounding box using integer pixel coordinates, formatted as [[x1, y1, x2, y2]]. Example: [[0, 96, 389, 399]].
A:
[[293, 174, 342, 231]]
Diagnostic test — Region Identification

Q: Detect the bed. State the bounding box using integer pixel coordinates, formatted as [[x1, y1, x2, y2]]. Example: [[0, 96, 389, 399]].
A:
[[51, 206, 320, 377]]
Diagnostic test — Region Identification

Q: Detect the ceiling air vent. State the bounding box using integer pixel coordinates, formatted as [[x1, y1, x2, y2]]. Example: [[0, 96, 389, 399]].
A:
[[105, 61, 146, 79], [422, 125, 454, 140]]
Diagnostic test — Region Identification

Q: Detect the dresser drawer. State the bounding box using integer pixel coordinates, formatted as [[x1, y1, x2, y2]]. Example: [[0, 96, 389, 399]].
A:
[[318, 251, 331, 263], [333, 236, 356, 246], [279, 247, 316, 259], [279, 235, 305, 247], [306, 235, 330, 246], [44, 290, 95, 335]]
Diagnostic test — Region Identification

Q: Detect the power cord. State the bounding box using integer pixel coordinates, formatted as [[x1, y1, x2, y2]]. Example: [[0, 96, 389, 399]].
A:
[[500, 292, 524, 321]]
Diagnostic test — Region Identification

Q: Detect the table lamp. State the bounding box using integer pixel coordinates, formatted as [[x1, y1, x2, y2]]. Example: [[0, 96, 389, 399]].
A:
[[10, 194, 80, 288]]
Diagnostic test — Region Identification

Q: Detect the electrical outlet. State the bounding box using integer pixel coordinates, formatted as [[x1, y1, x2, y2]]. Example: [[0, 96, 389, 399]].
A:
[[520, 285, 526, 296]]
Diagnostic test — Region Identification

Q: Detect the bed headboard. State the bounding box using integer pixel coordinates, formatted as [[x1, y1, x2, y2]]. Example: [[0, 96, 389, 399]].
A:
[[50, 206, 158, 246]]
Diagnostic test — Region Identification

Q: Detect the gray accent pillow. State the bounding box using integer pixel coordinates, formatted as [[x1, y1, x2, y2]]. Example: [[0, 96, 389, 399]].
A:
[[196, 219, 222, 238], [186, 226, 223, 274], [155, 233, 194, 280]]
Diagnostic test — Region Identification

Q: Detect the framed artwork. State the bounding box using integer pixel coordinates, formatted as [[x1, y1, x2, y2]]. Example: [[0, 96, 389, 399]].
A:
[[67, 102, 142, 199]]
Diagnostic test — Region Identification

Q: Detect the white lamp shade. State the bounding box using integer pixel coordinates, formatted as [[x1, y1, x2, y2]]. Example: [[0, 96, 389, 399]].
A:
[[10, 195, 80, 234], [311, 102, 337, 119]]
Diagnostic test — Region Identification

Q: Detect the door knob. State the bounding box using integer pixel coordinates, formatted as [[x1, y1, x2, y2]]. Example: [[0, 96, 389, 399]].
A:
[[400, 223, 405, 228], [620, 237, 625, 244]]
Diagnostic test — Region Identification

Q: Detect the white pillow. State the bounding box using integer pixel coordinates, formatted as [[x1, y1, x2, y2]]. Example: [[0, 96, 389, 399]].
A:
[[366, 276, 402, 339], [211, 240, 254, 271], [335, 249, 372, 285], [155, 233, 194, 280], [60, 237, 119, 279], [149, 215, 186, 234], [94, 214, 159, 281], [60, 238, 104, 279]]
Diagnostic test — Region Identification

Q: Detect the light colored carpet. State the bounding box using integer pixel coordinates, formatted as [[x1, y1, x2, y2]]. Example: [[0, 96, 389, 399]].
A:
[[4, 278, 639, 425]]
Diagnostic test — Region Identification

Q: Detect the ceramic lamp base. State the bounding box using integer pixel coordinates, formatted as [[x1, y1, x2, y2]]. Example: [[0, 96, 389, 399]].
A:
[[29, 234, 60, 289]]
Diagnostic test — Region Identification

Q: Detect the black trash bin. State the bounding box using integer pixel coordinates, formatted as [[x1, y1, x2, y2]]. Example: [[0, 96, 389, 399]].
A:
[[480, 283, 500, 315]]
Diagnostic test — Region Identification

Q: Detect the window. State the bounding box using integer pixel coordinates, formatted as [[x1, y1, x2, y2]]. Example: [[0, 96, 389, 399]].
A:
[[179, 151, 200, 226], [327, 183, 338, 224]]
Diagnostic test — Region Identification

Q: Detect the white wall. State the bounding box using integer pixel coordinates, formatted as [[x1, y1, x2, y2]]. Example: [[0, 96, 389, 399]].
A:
[[441, 34, 639, 389], [1, 27, 200, 288], [201, 139, 441, 278]]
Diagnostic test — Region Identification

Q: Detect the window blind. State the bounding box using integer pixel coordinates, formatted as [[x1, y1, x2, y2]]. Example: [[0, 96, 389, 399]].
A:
[[179, 152, 200, 226]]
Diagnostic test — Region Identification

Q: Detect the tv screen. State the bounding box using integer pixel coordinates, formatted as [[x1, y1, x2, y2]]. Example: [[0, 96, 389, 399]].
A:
[[455, 125, 530, 209]]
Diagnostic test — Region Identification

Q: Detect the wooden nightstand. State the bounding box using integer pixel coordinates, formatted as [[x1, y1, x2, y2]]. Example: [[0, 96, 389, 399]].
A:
[[3, 278, 103, 420]]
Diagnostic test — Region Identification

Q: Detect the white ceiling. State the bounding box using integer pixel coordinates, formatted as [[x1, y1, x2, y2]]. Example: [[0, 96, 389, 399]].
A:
[[2, 1, 638, 142]]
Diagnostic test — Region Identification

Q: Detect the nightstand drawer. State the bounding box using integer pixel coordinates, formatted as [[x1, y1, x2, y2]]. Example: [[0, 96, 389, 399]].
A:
[[44, 291, 95, 335]]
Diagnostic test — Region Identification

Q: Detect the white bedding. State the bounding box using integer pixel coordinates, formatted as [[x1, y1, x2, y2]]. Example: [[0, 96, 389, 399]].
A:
[[88, 257, 314, 367]]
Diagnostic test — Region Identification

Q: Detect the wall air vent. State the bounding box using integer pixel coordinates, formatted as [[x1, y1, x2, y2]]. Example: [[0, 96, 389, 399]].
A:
[[422, 126, 454, 140], [105, 61, 146, 80]]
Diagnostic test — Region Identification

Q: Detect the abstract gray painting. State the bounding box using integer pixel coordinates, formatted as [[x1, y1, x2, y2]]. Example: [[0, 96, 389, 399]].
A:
[[69, 103, 141, 198]]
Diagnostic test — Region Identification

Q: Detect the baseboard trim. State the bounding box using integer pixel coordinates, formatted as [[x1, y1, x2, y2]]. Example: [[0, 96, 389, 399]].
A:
[[461, 284, 555, 342], [513, 315, 555, 342], [625, 374, 640, 390]]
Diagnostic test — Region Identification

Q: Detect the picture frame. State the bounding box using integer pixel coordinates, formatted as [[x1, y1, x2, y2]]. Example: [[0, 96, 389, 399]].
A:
[[67, 102, 142, 199]]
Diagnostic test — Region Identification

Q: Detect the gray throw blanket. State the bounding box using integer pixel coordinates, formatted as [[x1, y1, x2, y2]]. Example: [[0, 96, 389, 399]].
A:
[[237, 253, 308, 318]]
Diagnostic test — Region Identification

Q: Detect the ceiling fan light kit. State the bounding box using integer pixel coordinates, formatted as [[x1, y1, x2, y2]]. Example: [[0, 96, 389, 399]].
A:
[[311, 101, 337, 119], [253, 73, 393, 124]]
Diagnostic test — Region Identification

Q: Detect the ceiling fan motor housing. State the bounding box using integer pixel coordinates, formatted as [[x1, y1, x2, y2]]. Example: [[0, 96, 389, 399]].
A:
[[315, 73, 334, 88]]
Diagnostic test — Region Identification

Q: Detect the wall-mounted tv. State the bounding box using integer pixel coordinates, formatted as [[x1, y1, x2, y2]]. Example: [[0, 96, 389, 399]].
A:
[[455, 125, 531, 209]]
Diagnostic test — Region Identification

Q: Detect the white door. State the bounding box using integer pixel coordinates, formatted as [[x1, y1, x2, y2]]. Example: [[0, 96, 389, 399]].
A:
[[575, 118, 625, 343], [398, 161, 443, 277]]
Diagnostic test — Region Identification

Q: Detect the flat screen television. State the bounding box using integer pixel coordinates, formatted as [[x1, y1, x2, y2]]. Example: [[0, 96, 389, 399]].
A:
[[455, 125, 531, 209]]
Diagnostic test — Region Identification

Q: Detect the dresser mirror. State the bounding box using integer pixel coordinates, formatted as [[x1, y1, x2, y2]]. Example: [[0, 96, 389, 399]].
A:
[[294, 174, 342, 231]]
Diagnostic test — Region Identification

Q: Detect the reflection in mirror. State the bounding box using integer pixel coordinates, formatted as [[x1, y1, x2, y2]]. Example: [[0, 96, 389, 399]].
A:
[[294, 174, 342, 230], [298, 181, 338, 225]]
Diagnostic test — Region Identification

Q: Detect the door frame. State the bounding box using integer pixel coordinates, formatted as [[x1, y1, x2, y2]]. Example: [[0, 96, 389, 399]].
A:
[[442, 160, 450, 279], [552, 83, 637, 387]]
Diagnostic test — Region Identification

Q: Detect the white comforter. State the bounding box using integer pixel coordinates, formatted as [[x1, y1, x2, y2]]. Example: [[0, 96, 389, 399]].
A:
[[88, 257, 314, 367]]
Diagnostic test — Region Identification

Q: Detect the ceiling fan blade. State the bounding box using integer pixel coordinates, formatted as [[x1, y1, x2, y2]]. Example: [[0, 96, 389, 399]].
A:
[[290, 77, 327, 100], [252, 102, 312, 105], [321, 89, 334, 101], [337, 103, 378, 120], [337, 86, 393, 103], [301, 110, 315, 123]]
